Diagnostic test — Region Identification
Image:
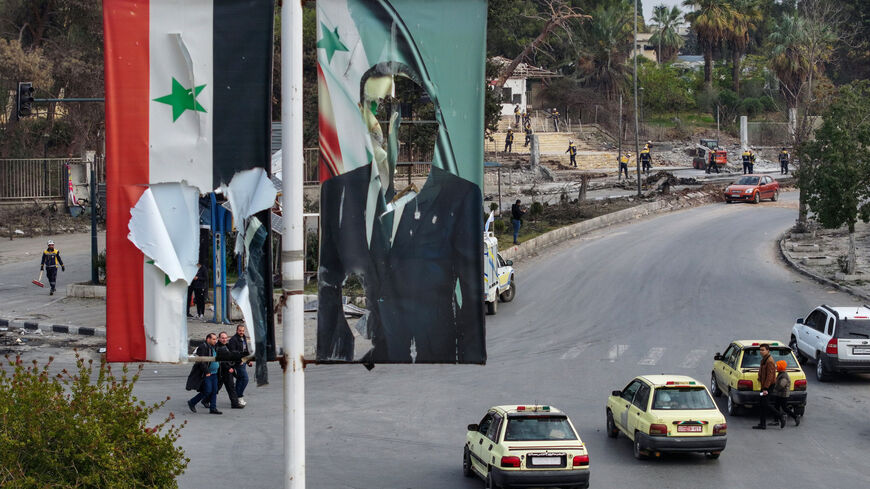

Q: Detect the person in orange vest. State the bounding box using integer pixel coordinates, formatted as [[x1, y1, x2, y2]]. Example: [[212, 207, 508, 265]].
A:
[[565, 140, 577, 167], [40, 240, 65, 295]]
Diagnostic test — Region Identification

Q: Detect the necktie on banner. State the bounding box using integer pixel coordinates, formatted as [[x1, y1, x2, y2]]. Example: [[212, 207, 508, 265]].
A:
[[103, 0, 276, 365]]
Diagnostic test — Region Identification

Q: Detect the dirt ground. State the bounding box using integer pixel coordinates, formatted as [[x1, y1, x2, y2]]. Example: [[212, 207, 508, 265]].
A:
[[0, 202, 99, 239]]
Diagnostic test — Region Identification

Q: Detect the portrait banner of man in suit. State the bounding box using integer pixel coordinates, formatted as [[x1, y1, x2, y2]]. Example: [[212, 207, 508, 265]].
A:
[[316, 0, 487, 364]]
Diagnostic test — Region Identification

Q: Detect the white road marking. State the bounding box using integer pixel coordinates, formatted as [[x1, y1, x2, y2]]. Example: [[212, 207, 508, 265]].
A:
[[560, 342, 590, 360], [679, 349, 707, 369], [638, 347, 666, 366], [607, 344, 629, 362]]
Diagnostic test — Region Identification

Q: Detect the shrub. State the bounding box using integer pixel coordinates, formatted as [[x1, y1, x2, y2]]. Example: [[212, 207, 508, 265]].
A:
[[759, 95, 777, 112], [0, 354, 188, 488], [740, 97, 764, 117], [493, 219, 507, 234], [529, 202, 543, 217]]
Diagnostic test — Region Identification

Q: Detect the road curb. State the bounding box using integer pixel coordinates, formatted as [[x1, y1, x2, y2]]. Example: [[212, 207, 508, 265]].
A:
[[777, 233, 870, 302], [501, 191, 720, 262], [0, 317, 106, 337]]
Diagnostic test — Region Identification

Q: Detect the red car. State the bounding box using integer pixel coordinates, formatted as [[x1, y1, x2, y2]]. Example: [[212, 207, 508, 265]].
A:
[[724, 175, 780, 204]]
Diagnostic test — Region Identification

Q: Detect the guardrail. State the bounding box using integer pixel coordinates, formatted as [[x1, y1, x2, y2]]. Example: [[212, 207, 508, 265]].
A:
[[0, 158, 82, 202]]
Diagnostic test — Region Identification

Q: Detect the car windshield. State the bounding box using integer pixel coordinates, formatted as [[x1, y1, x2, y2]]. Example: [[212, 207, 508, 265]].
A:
[[651, 387, 715, 410], [836, 319, 870, 339], [503, 416, 577, 441], [735, 176, 759, 185], [741, 348, 799, 369]]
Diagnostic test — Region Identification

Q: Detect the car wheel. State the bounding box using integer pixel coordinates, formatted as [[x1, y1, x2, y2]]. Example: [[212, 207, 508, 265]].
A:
[[711, 373, 722, 397], [499, 281, 516, 303], [486, 300, 497, 315], [725, 199, 732, 204], [606, 410, 618, 438], [816, 354, 831, 382], [462, 447, 473, 478], [633, 434, 647, 460], [753, 192, 760, 204], [771, 190, 779, 202], [485, 468, 498, 489], [705, 452, 721, 460], [790, 336, 806, 364], [726, 390, 740, 416]]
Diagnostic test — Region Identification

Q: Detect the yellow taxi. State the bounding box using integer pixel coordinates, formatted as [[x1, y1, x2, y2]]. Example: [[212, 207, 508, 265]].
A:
[[710, 340, 807, 416], [605, 375, 726, 460], [463, 405, 590, 489]]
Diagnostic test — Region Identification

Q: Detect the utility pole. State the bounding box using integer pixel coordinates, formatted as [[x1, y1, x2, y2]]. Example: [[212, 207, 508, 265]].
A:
[[281, 1, 306, 488], [618, 94, 623, 160], [633, 0, 641, 196]]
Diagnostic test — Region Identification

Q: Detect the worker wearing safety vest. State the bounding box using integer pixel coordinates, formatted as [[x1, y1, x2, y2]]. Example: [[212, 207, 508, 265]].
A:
[[514, 104, 521, 126], [504, 128, 514, 153], [618, 153, 630, 181], [706, 149, 720, 174], [566, 141, 577, 167], [524, 122, 533, 147], [40, 240, 65, 295], [640, 143, 652, 175], [779, 148, 790, 175], [742, 149, 753, 174]]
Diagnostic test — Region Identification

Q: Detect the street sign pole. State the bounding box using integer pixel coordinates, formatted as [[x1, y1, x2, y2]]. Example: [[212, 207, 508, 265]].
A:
[[281, 1, 306, 488], [633, 0, 641, 196]]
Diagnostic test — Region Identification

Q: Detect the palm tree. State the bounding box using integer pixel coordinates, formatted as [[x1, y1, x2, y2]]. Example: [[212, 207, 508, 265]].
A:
[[576, 1, 634, 100], [683, 0, 736, 89], [726, 0, 761, 95], [768, 14, 810, 109], [649, 4, 685, 63]]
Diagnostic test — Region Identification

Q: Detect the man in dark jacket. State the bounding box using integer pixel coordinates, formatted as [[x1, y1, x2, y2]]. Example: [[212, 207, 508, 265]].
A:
[[511, 200, 525, 245], [186, 333, 222, 414], [216, 332, 243, 409], [227, 324, 252, 405], [191, 263, 208, 319], [772, 360, 800, 427], [40, 240, 64, 295], [504, 129, 514, 153], [753, 343, 777, 429]]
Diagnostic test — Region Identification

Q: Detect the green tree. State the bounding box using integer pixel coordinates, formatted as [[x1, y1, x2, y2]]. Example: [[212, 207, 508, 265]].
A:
[[725, 0, 761, 95], [767, 14, 810, 109], [683, 0, 736, 90], [576, 0, 634, 99], [799, 80, 870, 274], [649, 4, 685, 63], [639, 63, 694, 115], [0, 354, 188, 488]]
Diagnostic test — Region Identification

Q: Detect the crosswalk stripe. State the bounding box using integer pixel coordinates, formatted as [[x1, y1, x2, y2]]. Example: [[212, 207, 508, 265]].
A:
[[560, 342, 589, 360], [638, 347, 666, 366], [607, 344, 629, 362], [679, 349, 708, 369]]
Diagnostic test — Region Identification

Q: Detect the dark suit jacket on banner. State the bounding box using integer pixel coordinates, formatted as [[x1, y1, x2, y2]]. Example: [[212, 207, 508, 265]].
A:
[[317, 165, 485, 364]]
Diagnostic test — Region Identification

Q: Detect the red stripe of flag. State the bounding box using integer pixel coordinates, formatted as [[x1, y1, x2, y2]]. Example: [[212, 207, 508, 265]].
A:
[[104, 0, 149, 362], [317, 64, 342, 181]]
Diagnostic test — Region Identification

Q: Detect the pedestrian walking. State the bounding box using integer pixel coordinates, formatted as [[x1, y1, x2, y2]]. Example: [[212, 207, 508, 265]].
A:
[[514, 104, 520, 126], [551, 108, 560, 132], [216, 332, 244, 409], [504, 128, 514, 153], [228, 324, 252, 405], [618, 153, 630, 181], [566, 140, 577, 167], [779, 148, 790, 175], [742, 149, 752, 174], [523, 122, 532, 147], [186, 333, 222, 415], [511, 200, 525, 245], [772, 360, 801, 428], [522, 110, 529, 127], [40, 240, 64, 295], [640, 143, 652, 175], [753, 343, 777, 429], [191, 262, 208, 319]]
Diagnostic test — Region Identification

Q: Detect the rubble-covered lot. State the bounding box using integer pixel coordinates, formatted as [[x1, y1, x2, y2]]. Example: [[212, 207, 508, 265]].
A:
[[0, 328, 104, 356], [782, 220, 870, 299]]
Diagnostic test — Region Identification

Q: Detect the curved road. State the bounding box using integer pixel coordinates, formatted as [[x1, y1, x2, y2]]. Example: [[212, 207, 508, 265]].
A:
[[25, 192, 870, 488]]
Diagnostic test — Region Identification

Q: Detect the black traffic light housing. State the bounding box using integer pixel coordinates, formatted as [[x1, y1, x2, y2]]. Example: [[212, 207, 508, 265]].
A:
[[17, 82, 35, 118]]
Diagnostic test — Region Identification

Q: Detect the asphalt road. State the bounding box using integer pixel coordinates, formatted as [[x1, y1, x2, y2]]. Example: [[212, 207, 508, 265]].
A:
[[15, 191, 870, 488]]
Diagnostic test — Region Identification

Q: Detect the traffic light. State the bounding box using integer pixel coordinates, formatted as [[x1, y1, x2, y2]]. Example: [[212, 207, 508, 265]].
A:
[[17, 82, 34, 118]]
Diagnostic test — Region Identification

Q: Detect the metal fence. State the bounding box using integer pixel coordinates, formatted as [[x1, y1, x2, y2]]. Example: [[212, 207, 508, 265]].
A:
[[0, 158, 81, 202], [747, 122, 791, 147]]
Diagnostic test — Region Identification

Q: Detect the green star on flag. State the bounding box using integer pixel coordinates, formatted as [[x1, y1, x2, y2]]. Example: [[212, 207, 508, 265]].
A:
[[153, 77, 207, 122], [317, 23, 349, 63]]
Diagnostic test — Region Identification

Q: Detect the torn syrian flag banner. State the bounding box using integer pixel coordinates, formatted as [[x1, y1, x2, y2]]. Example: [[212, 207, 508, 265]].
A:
[[103, 0, 275, 362]]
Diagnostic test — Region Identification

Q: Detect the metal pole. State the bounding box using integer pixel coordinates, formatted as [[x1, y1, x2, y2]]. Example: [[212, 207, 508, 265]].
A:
[[717, 105, 720, 142], [618, 95, 622, 159], [281, 1, 306, 488], [90, 161, 98, 284], [633, 0, 641, 196]]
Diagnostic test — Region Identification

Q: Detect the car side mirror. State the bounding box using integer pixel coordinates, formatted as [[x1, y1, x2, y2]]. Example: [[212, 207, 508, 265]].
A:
[[611, 390, 622, 397], [467, 424, 478, 432], [796, 318, 804, 324], [506, 260, 513, 266], [714, 353, 722, 361]]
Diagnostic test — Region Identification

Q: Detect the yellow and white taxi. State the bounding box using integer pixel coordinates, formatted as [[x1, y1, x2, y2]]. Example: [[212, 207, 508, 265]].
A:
[[464, 405, 589, 488], [711, 340, 807, 416], [606, 375, 727, 460]]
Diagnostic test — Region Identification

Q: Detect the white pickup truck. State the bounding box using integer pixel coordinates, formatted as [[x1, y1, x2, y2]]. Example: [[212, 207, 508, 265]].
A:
[[483, 232, 516, 315]]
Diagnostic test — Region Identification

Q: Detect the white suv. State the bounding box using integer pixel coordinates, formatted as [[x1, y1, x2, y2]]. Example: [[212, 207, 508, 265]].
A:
[[790, 305, 870, 381]]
